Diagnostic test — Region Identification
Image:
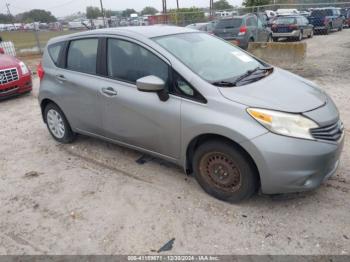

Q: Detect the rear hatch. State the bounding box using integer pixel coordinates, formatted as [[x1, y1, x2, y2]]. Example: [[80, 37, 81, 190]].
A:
[[272, 17, 297, 33], [213, 18, 242, 39]]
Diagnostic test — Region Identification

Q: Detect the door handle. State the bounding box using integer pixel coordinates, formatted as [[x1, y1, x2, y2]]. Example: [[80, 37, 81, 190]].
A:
[[101, 87, 118, 96], [55, 74, 66, 82]]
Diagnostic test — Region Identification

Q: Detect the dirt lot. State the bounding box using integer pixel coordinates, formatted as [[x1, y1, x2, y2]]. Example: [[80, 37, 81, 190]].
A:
[[0, 30, 349, 255]]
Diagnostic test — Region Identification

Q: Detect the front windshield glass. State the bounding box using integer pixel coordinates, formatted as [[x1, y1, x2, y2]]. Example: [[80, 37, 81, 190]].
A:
[[153, 33, 263, 82]]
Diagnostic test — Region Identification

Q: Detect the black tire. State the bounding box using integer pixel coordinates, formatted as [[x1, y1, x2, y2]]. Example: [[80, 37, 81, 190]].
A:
[[193, 140, 259, 202], [44, 103, 76, 143], [308, 30, 314, 38], [272, 37, 278, 42], [297, 31, 303, 41], [339, 24, 343, 31], [325, 25, 331, 35]]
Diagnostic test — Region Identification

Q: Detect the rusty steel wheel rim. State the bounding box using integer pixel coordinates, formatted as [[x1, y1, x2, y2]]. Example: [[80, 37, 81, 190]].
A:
[[199, 152, 242, 193]]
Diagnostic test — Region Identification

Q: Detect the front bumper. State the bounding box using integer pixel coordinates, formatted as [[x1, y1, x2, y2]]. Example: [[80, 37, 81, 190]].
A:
[[272, 30, 300, 38], [0, 74, 32, 99], [241, 132, 345, 194]]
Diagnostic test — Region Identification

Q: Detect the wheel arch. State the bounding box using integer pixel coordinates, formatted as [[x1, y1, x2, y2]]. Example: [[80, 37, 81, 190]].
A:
[[185, 133, 261, 186]]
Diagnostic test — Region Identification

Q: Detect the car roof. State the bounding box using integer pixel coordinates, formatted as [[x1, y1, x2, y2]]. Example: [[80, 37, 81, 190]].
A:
[[47, 25, 198, 45]]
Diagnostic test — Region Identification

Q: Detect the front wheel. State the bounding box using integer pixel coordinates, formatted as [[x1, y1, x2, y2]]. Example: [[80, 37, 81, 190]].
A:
[[297, 31, 303, 41], [44, 103, 76, 143], [193, 140, 259, 202]]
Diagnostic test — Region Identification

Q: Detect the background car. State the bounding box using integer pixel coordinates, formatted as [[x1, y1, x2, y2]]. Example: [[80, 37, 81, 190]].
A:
[[271, 15, 314, 41], [186, 22, 215, 34], [213, 14, 272, 49], [0, 50, 32, 99], [308, 7, 344, 34]]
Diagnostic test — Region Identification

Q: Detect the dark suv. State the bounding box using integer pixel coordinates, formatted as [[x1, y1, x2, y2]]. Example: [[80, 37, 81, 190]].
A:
[[308, 8, 344, 34]]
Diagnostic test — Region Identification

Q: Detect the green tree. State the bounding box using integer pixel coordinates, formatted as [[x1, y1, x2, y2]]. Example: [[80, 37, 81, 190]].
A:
[[122, 9, 137, 18], [213, 0, 233, 10], [0, 13, 13, 23], [18, 9, 56, 23], [243, 0, 270, 7], [141, 6, 158, 16], [86, 6, 102, 19], [169, 7, 205, 26]]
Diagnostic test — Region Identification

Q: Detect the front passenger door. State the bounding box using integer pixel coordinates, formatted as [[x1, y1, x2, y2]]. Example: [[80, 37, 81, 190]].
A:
[[99, 38, 181, 159]]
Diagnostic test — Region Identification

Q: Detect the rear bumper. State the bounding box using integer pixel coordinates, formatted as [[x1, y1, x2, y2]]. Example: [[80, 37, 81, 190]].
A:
[[241, 132, 345, 194], [272, 30, 300, 38], [0, 74, 32, 99]]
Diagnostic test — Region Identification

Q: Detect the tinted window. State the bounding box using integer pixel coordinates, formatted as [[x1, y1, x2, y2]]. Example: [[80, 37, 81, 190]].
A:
[[246, 17, 257, 27], [107, 39, 169, 86], [311, 10, 332, 17], [67, 39, 98, 74], [48, 42, 64, 66], [215, 18, 242, 29], [275, 17, 296, 24]]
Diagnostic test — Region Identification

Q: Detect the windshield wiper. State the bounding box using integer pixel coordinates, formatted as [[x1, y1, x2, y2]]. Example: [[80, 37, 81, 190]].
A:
[[212, 67, 273, 87], [211, 80, 236, 87]]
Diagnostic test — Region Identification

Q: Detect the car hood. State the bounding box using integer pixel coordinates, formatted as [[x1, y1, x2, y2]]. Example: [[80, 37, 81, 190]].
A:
[[0, 54, 19, 69], [218, 68, 327, 113]]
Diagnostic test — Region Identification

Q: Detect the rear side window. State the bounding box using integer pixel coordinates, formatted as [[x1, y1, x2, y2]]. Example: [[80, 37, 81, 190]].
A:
[[246, 17, 257, 27], [107, 38, 169, 87], [67, 38, 98, 74], [48, 42, 64, 66]]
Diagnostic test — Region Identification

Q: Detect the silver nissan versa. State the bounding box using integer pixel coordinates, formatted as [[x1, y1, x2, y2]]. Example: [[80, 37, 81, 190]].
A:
[[38, 26, 345, 202]]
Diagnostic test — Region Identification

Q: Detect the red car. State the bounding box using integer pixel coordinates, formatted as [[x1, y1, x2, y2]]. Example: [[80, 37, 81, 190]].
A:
[[0, 49, 32, 99]]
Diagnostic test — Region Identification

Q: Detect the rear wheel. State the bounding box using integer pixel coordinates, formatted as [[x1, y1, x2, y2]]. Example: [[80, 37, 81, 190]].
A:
[[44, 103, 76, 143], [308, 29, 314, 38], [272, 37, 279, 42], [297, 31, 303, 41], [193, 140, 258, 202], [339, 23, 343, 31]]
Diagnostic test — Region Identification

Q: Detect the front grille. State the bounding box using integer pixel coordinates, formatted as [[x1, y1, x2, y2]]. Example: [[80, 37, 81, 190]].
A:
[[0, 85, 18, 94], [0, 68, 19, 85], [311, 120, 344, 142]]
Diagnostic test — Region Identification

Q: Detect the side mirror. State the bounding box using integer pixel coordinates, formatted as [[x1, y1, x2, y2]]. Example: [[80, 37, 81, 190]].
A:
[[136, 75, 169, 101], [137, 75, 165, 92]]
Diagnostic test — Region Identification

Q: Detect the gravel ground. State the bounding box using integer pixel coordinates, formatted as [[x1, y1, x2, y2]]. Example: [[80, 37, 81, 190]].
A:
[[0, 30, 349, 255]]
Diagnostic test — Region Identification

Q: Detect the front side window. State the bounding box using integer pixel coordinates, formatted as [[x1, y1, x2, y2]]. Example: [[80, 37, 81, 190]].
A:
[[107, 38, 169, 87], [67, 38, 98, 74], [154, 33, 263, 83]]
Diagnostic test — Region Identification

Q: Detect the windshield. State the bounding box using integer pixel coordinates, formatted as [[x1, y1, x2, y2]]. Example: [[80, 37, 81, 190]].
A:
[[275, 17, 296, 24], [153, 33, 264, 82], [215, 18, 242, 29]]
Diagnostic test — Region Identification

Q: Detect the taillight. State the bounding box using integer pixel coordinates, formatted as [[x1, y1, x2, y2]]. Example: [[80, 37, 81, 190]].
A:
[[288, 24, 299, 30], [37, 61, 45, 81], [238, 26, 247, 35]]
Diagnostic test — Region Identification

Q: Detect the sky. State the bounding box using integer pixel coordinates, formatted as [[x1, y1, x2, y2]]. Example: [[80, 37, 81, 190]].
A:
[[2, 0, 243, 17]]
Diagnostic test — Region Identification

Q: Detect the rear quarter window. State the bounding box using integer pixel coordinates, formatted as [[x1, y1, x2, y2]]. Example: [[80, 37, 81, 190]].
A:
[[48, 42, 64, 66]]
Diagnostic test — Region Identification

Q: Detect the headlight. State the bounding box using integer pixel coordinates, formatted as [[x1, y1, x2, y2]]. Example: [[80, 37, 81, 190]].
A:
[[247, 108, 319, 140], [19, 61, 29, 75]]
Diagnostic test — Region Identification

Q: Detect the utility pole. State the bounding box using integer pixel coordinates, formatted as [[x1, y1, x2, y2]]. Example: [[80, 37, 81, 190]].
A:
[[209, 0, 214, 18], [99, 0, 106, 28], [5, 3, 15, 27], [176, 0, 179, 9]]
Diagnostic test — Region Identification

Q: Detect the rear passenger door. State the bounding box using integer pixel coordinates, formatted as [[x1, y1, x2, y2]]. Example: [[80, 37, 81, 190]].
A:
[[57, 38, 103, 134], [98, 37, 181, 159]]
